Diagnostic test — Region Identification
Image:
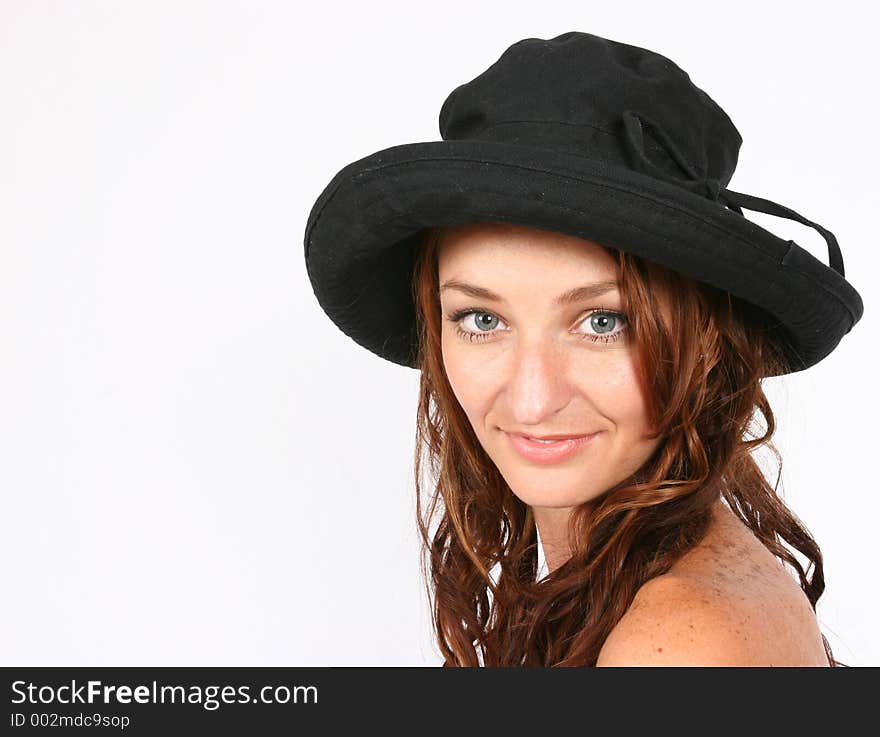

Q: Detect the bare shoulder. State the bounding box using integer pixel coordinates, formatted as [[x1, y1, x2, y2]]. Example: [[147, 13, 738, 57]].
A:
[[596, 574, 773, 666], [596, 504, 831, 667]]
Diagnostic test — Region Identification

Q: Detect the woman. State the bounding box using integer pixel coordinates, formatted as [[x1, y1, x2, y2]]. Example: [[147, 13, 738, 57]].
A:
[[304, 31, 863, 666]]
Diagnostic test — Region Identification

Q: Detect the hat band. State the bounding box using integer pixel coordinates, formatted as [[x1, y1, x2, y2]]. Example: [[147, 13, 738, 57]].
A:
[[467, 118, 625, 162]]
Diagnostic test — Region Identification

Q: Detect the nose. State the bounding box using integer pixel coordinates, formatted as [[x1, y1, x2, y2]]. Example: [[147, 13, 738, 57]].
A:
[[505, 337, 575, 426]]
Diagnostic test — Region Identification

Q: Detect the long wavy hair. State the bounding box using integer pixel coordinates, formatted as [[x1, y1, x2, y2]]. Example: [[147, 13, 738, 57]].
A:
[[410, 222, 843, 667]]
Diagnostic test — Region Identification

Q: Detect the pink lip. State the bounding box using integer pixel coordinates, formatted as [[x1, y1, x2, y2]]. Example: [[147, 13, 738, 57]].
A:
[[504, 430, 601, 464]]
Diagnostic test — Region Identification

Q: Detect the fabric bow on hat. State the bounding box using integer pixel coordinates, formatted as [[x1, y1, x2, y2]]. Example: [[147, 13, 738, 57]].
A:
[[620, 109, 844, 276]]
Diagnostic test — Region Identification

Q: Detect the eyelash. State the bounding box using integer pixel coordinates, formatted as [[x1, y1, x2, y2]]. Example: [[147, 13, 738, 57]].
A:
[[446, 306, 628, 345]]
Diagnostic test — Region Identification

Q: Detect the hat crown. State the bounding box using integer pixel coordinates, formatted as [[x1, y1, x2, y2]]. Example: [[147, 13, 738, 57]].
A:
[[439, 31, 743, 190]]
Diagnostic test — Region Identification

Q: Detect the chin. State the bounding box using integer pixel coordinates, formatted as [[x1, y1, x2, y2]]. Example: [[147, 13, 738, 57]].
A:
[[504, 478, 599, 509]]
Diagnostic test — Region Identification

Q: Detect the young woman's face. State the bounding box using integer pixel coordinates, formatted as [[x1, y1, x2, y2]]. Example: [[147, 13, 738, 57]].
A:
[[437, 221, 665, 513]]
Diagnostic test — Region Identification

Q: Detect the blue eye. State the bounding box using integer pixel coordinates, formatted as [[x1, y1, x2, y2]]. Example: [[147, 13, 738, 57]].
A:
[[446, 307, 628, 344], [585, 311, 625, 342]]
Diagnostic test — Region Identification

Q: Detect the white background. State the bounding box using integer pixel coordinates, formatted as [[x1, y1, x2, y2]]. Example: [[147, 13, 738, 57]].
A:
[[1, 0, 876, 666]]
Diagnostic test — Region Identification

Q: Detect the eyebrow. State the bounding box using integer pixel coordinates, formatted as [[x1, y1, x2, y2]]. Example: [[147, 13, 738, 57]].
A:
[[439, 279, 620, 306]]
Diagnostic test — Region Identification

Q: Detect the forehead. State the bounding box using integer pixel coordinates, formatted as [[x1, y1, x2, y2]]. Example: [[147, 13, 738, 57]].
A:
[[435, 222, 618, 278]]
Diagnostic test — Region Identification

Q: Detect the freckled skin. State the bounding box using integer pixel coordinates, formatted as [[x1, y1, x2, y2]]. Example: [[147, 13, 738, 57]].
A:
[[653, 502, 831, 665]]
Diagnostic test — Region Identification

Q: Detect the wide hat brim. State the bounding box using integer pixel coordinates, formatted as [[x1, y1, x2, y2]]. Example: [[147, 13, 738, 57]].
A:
[[304, 138, 863, 376]]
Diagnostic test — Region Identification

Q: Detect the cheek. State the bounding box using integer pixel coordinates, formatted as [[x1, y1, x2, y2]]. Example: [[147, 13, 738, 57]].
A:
[[584, 354, 652, 430], [442, 334, 475, 398], [441, 333, 496, 426]]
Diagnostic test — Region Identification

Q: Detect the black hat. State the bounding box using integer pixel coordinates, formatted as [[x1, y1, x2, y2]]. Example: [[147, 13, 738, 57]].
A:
[[304, 31, 863, 375]]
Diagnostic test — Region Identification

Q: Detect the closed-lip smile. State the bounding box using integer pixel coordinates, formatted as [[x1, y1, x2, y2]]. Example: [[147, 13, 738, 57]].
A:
[[505, 430, 596, 441], [503, 429, 602, 464]]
